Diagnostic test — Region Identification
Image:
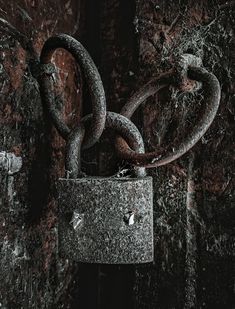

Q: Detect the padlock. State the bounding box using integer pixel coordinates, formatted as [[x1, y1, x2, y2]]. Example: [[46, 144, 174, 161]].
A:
[[40, 34, 220, 264], [56, 112, 154, 264]]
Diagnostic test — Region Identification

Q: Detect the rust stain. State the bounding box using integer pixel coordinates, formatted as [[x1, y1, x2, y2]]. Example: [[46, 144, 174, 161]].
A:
[[10, 145, 23, 156], [3, 47, 26, 91]]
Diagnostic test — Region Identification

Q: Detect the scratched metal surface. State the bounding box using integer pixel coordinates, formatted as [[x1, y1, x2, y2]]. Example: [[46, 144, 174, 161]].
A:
[[57, 177, 153, 264]]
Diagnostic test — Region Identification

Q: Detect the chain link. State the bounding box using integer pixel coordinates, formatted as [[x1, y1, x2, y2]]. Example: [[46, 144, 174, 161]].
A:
[[65, 111, 146, 178], [115, 66, 221, 167], [39, 34, 221, 173], [39, 34, 106, 149]]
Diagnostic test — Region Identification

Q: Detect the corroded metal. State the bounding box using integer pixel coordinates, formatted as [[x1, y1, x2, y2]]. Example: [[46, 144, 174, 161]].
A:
[[58, 112, 152, 264], [65, 111, 146, 178], [39, 33, 106, 149], [116, 66, 221, 167], [57, 176, 153, 264], [175, 53, 203, 90], [46, 47, 220, 265]]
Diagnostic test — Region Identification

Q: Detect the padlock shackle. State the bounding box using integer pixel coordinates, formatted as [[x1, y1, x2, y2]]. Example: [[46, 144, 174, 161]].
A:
[[65, 112, 146, 179]]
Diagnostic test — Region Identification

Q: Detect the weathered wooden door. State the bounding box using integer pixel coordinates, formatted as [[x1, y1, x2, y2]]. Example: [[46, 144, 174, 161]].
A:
[[0, 0, 234, 308]]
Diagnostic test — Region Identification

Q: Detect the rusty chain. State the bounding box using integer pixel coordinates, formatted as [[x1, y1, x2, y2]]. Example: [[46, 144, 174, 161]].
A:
[[39, 33, 106, 150], [66, 111, 146, 178], [39, 34, 221, 174], [115, 66, 221, 167]]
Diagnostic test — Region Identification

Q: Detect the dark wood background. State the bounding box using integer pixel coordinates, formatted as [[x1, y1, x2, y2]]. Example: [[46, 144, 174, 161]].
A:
[[0, 0, 234, 308]]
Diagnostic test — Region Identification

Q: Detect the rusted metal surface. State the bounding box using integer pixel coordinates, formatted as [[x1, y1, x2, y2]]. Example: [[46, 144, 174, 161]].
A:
[[39, 33, 106, 149], [57, 176, 153, 264], [116, 66, 221, 167], [42, 38, 220, 173], [0, 0, 234, 308], [66, 111, 146, 178]]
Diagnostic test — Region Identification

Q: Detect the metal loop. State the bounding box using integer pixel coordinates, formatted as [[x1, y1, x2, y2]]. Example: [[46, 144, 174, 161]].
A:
[[115, 66, 221, 167], [38, 63, 57, 76], [174, 54, 203, 91], [65, 112, 146, 179], [39, 33, 106, 149]]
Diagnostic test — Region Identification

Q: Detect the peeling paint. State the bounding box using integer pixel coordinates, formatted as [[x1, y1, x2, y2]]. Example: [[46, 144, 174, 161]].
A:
[[0, 151, 22, 175]]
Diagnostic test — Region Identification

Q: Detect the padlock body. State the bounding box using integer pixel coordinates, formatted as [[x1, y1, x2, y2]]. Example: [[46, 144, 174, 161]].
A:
[[56, 177, 153, 264]]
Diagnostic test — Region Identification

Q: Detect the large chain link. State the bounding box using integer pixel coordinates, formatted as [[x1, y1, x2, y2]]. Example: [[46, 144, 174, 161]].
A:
[[39, 34, 106, 150], [115, 66, 221, 167]]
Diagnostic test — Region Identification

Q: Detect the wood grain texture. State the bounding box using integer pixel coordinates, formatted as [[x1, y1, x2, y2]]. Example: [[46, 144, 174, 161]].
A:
[[0, 0, 234, 308], [0, 1, 82, 308], [134, 1, 235, 308]]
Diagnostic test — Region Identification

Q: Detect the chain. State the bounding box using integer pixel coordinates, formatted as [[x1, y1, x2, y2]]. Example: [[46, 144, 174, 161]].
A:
[[65, 111, 146, 178], [39, 34, 106, 150], [39, 34, 221, 174], [115, 66, 221, 167]]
